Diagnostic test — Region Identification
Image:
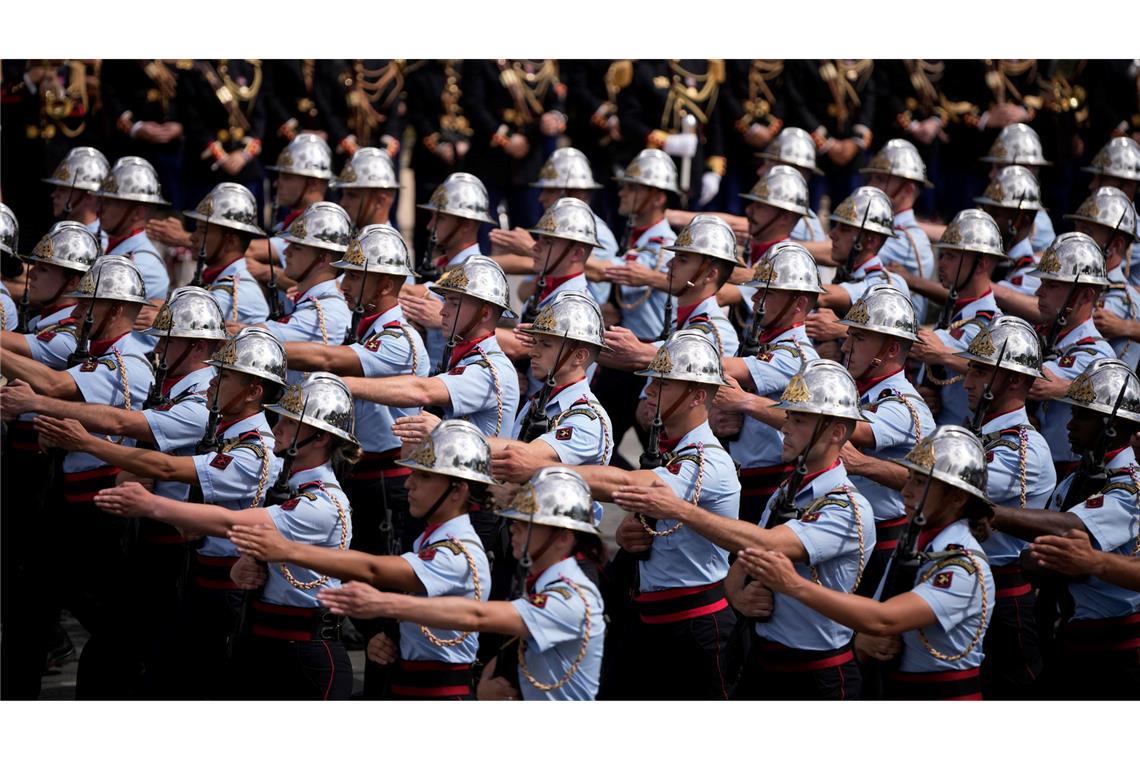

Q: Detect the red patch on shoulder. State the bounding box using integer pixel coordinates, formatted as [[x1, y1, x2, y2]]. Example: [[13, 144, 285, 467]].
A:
[[36, 330, 55, 342], [666, 461, 682, 474], [950, 327, 965, 340], [1009, 276, 1023, 287], [79, 359, 98, 372], [280, 497, 299, 511], [418, 548, 438, 561], [985, 451, 995, 462], [933, 571, 953, 589], [448, 365, 466, 375], [364, 335, 382, 352], [527, 593, 548, 608], [1059, 354, 1076, 368], [209, 453, 233, 470], [555, 427, 573, 441], [1086, 495, 1104, 509], [800, 512, 821, 523]]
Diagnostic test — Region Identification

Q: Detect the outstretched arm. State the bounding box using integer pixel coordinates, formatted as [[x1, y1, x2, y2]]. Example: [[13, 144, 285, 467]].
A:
[[3, 381, 155, 441], [0, 348, 80, 398], [318, 581, 530, 635], [341, 374, 450, 408], [34, 416, 197, 481], [95, 481, 270, 536], [284, 342, 366, 375], [228, 523, 424, 593]]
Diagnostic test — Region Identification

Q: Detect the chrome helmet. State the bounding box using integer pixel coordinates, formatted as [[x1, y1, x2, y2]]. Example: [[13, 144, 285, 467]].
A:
[[758, 127, 823, 175], [933, 209, 1006, 259], [861, 138, 933, 187], [428, 254, 517, 319], [956, 315, 1044, 379], [0, 203, 17, 257], [895, 425, 990, 501], [1030, 231, 1110, 287], [183, 182, 264, 236], [1063, 186, 1138, 242], [67, 256, 149, 305], [774, 358, 868, 422], [531, 147, 603, 190], [43, 146, 111, 192], [333, 224, 415, 278], [740, 165, 810, 216], [97, 156, 169, 205], [830, 186, 896, 237], [497, 466, 602, 536], [529, 197, 600, 248], [268, 133, 334, 180], [613, 148, 679, 194], [839, 284, 918, 341], [145, 286, 228, 341], [330, 146, 399, 190], [974, 165, 1043, 211], [1081, 136, 1140, 183], [266, 371, 358, 444], [204, 326, 288, 386], [635, 328, 728, 387], [395, 418, 498, 485], [664, 214, 741, 265], [279, 201, 353, 254], [1056, 361, 1140, 424], [982, 124, 1051, 167], [25, 221, 100, 274], [416, 172, 495, 224], [744, 241, 825, 294], [522, 291, 606, 349]]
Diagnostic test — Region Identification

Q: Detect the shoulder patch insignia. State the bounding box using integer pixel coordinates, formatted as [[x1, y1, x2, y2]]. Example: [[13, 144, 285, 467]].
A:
[[418, 547, 437, 561], [1059, 354, 1076, 368], [281, 497, 300, 511], [933, 571, 953, 589], [555, 427, 573, 441], [364, 334, 382, 352], [448, 365, 466, 375], [1085, 495, 1103, 508], [527, 593, 548, 608], [209, 453, 233, 470]]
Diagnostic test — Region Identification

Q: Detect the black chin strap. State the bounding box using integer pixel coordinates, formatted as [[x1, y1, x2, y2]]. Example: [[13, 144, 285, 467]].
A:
[[423, 481, 457, 524]]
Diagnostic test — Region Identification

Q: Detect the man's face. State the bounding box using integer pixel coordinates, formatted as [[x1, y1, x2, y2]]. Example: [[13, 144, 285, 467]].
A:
[[963, 361, 1003, 411], [439, 292, 482, 336], [407, 469, 453, 518], [339, 270, 377, 310], [51, 185, 92, 218], [781, 411, 828, 463], [337, 187, 368, 220], [283, 242, 326, 280], [936, 248, 976, 289], [1067, 406, 1103, 452], [27, 261, 72, 304], [840, 327, 889, 379], [188, 222, 226, 260], [665, 251, 706, 294], [617, 183, 648, 217], [754, 288, 800, 327], [98, 197, 134, 234], [529, 334, 575, 378], [829, 223, 858, 263], [645, 378, 691, 420], [744, 202, 780, 238], [275, 173, 306, 208], [865, 173, 906, 207], [985, 205, 1024, 250], [207, 368, 251, 409], [1035, 279, 1074, 323]]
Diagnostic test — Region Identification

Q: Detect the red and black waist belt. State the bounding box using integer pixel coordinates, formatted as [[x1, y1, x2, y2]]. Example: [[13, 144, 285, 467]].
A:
[[138, 517, 195, 546], [872, 516, 909, 553], [885, 667, 982, 700], [249, 600, 342, 642], [1061, 612, 1140, 654], [740, 464, 793, 499], [62, 465, 121, 504], [192, 553, 239, 591], [634, 581, 728, 624], [992, 564, 1033, 599], [750, 634, 855, 673], [5, 420, 42, 452], [390, 660, 474, 699], [347, 448, 411, 481]]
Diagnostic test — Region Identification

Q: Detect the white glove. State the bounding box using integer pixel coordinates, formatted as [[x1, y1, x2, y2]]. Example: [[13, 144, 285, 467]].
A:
[[663, 132, 698, 158], [698, 171, 721, 207]]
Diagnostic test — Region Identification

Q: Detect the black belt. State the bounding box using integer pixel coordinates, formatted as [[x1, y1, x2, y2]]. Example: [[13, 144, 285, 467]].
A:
[[993, 564, 1033, 599], [390, 660, 474, 699], [750, 633, 855, 673], [872, 515, 908, 553], [885, 667, 982, 700], [633, 581, 729, 624], [347, 448, 411, 481], [248, 600, 342, 642], [192, 553, 240, 590], [1060, 612, 1140, 654]]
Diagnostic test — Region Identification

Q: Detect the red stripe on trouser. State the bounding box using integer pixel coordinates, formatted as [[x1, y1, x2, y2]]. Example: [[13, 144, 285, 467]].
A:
[[753, 639, 856, 672], [993, 564, 1032, 599], [635, 582, 729, 624], [872, 516, 908, 552], [390, 660, 473, 698]]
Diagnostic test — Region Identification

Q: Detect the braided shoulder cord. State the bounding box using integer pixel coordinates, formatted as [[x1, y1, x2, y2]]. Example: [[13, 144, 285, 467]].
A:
[[806, 486, 867, 592], [420, 538, 482, 646], [551, 399, 613, 465], [518, 576, 593, 692], [310, 296, 330, 345], [639, 442, 704, 537], [473, 345, 504, 436], [280, 483, 350, 590], [915, 550, 989, 662]]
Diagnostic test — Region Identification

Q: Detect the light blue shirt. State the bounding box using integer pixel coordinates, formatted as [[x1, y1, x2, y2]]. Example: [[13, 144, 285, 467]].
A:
[[879, 209, 935, 320], [64, 332, 153, 473], [587, 211, 619, 304], [757, 461, 876, 651], [264, 278, 351, 346], [23, 304, 77, 369], [348, 304, 430, 454], [933, 290, 1000, 427], [615, 218, 677, 340], [1100, 263, 1140, 371], [791, 210, 826, 242], [106, 230, 168, 302], [206, 257, 270, 324], [979, 406, 1056, 565], [399, 513, 489, 664], [1038, 319, 1114, 463], [438, 333, 520, 437], [141, 366, 215, 502], [1057, 446, 1140, 621], [511, 377, 612, 466], [263, 462, 352, 607], [854, 370, 935, 521], [511, 557, 605, 700], [0, 282, 19, 332], [1030, 208, 1056, 253], [193, 412, 281, 557], [640, 421, 740, 592], [729, 324, 818, 470], [892, 519, 994, 673], [1001, 237, 1039, 296], [837, 254, 911, 306]]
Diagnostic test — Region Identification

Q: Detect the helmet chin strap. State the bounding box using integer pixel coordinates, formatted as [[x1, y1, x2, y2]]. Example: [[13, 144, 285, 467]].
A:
[[422, 480, 457, 523], [675, 257, 711, 297], [852, 335, 894, 382]]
